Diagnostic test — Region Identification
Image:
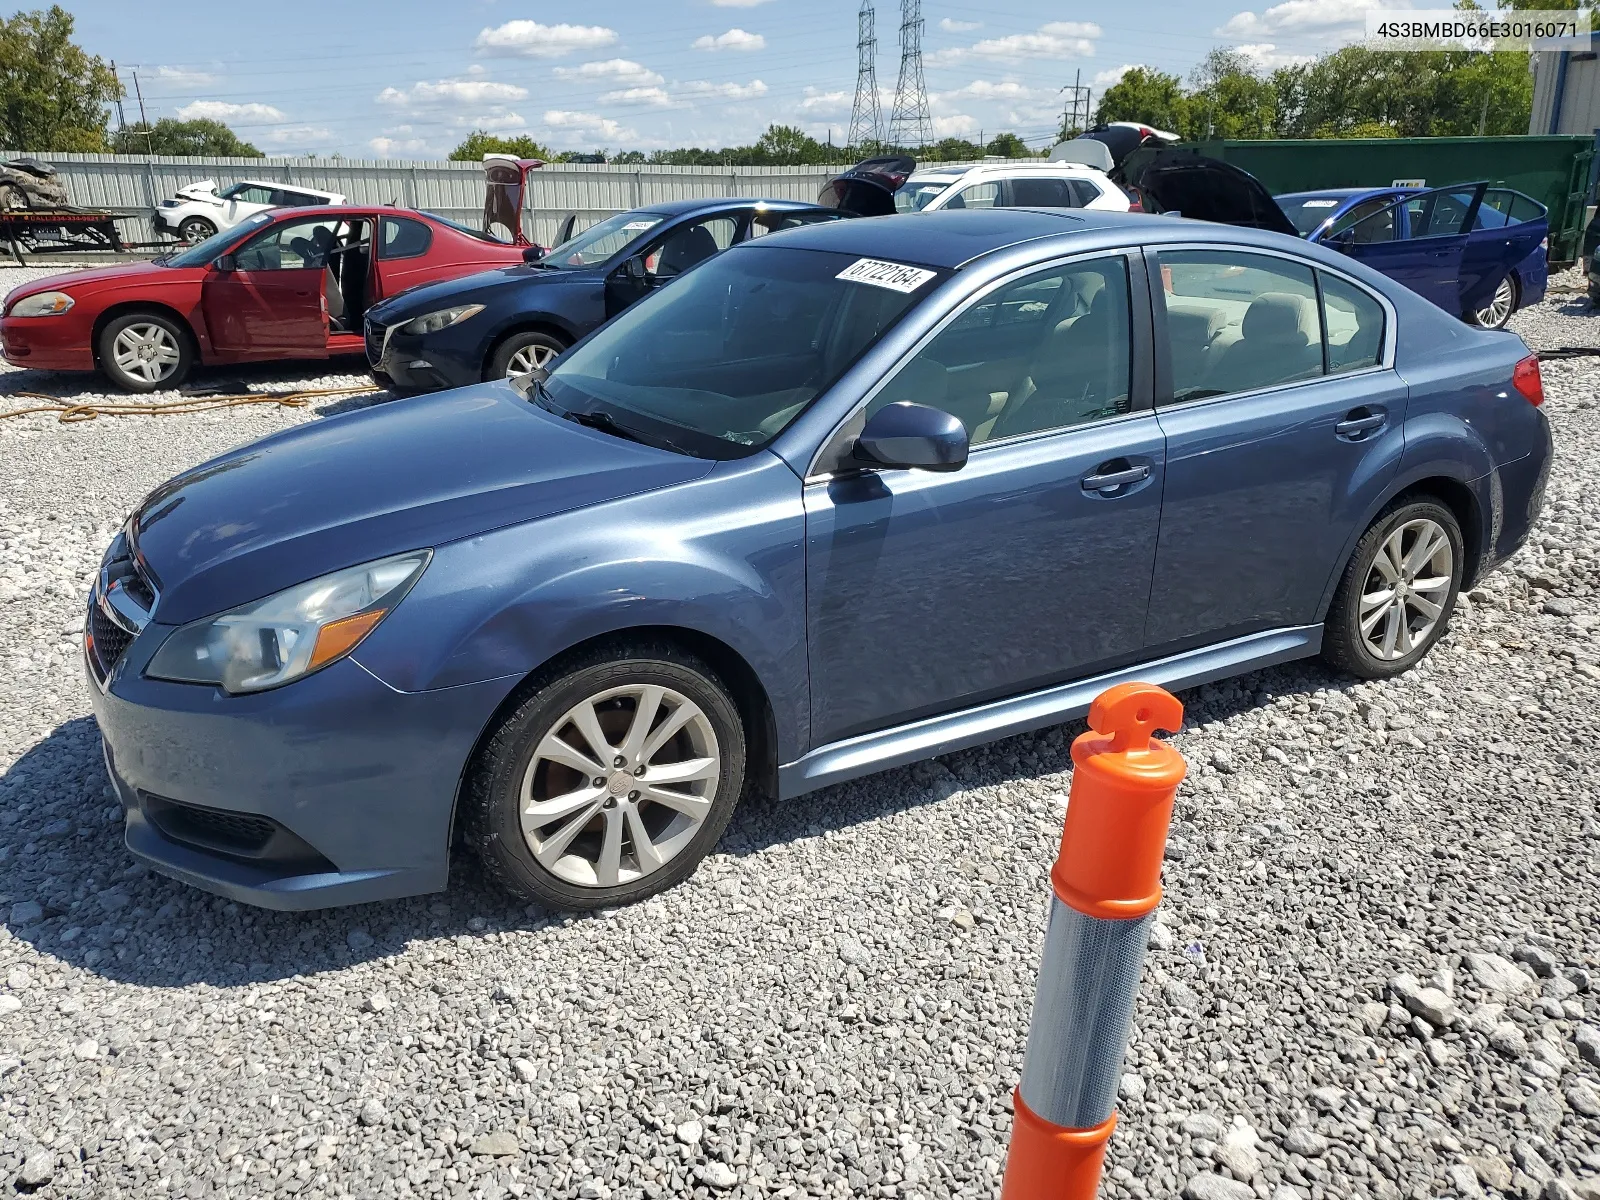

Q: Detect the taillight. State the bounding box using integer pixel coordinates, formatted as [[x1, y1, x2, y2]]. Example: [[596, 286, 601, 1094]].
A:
[[1512, 353, 1544, 406], [1128, 199, 1144, 213]]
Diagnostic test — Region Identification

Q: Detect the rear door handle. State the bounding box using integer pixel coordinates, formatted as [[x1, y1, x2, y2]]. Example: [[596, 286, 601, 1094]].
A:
[[1335, 412, 1386, 438], [1081, 464, 1150, 493]]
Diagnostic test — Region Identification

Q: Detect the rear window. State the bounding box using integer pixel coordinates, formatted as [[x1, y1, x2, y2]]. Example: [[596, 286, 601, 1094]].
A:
[[1277, 194, 1347, 236], [894, 180, 953, 213]]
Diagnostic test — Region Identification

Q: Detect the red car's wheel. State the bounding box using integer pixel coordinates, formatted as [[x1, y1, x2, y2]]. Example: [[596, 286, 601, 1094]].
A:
[[97, 311, 194, 392]]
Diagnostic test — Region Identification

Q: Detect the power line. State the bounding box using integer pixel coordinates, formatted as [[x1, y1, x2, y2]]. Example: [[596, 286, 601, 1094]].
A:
[[888, 0, 932, 149], [848, 0, 884, 149]]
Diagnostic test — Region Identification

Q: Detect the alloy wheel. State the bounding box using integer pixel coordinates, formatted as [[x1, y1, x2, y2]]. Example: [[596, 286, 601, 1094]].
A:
[[505, 342, 557, 377], [519, 684, 720, 888], [1474, 277, 1515, 328], [111, 324, 183, 385], [179, 220, 214, 244], [1358, 517, 1454, 661]]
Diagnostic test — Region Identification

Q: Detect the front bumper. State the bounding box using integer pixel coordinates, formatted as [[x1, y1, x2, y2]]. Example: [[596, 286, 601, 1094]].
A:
[[2, 315, 95, 371], [89, 620, 520, 910], [364, 316, 478, 393], [152, 208, 181, 236]]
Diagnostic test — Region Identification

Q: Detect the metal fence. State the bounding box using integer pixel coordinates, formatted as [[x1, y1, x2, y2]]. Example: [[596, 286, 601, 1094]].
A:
[[0, 152, 844, 246]]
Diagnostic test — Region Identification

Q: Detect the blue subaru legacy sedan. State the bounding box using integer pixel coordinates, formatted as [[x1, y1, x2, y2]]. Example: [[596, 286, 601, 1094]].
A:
[[85, 208, 1552, 912]]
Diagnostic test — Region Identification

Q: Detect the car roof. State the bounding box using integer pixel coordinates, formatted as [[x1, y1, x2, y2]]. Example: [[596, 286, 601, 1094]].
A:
[[912, 162, 1111, 182], [1276, 187, 1406, 201], [637, 196, 826, 217]]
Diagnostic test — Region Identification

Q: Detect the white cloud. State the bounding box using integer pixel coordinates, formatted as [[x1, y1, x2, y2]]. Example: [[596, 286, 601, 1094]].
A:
[[1219, 0, 1391, 39], [552, 59, 664, 84], [263, 125, 335, 147], [151, 66, 217, 90], [601, 86, 674, 106], [542, 110, 634, 141], [1235, 42, 1317, 67], [940, 18, 982, 31], [943, 79, 1045, 101], [370, 134, 434, 156], [692, 28, 766, 51], [712, 0, 774, 6], [1093, 64, 1142, 88], [678, 79, 769, 99], [475, 20, 619, 58], [799, 87, 851, 114], [932, 113, 980, 137], [929, 21, 1100, 64], [376, 79, 530, 108], [175, 100, 286, 124]]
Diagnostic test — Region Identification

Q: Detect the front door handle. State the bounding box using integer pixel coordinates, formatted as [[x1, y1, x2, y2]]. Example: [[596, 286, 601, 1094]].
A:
[[1335, 410, 1386, 438], [1082, 463, 1151, 493]]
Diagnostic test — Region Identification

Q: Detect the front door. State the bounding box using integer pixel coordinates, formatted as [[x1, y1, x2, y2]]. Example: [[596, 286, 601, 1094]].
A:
[[804, 253, 1164, 746], [1145, 247, 1405, 651], [1337, 184, 1485, 314], [201, 215, 339, 356], [604, 213, 741, 318]]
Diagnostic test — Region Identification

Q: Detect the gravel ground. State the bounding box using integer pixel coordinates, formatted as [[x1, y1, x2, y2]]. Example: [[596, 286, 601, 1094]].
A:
[[0, 264, 1598, 1200]]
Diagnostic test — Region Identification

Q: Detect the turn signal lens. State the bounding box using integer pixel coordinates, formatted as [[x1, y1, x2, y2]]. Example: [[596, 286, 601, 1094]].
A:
[[308, 609, 386, 669], [1512, 354, 1544, 406]]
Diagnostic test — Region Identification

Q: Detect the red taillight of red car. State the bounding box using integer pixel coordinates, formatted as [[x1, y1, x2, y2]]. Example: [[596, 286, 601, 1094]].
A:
[[1512, 353, 1544, 406], [1128, 198, 1144, 213]]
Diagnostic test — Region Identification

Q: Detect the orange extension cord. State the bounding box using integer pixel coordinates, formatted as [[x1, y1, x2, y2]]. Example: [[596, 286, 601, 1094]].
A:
[[0, 383, 379, 424]]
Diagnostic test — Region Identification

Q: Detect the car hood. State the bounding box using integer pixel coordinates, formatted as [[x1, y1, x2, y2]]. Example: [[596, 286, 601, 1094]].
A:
[[1125, 150, 1301, 237], [173, 180, 220, 202], [8, 261, 172, 303], [130, 383, 715, 625], [370, 263, 595, 322]]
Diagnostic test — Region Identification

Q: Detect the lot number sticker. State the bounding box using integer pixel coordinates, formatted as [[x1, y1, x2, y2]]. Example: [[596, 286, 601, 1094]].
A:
[[836, 258, 937, 293]]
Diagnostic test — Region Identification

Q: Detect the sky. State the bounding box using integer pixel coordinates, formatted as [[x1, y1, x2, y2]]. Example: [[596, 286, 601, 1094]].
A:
[[66, 0, 1382, 160]]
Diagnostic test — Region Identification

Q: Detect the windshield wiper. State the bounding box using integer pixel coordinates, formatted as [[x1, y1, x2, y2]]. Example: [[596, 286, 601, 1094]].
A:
[[562, 407, 657, 447]]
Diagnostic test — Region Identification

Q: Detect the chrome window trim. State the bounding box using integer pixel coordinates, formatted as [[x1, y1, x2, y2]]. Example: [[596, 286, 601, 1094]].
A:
[[804, 247, 1141, 480]]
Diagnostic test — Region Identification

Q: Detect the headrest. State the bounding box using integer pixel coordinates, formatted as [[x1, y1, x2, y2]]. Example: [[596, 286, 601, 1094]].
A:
[[659, 225, 719, 274], [1167, 306, 1225, 340], [1243, 292, 1311, 341]]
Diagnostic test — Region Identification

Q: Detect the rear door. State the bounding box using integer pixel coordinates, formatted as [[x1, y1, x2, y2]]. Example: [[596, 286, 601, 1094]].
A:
[[201, 215, 334, 356], [1459, 189, 1547, 312], [1335, 184, 1485, 314]]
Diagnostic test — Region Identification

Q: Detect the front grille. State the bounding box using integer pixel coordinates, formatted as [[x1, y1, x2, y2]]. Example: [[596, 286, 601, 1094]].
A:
[[364, 319, 386, 369], [141, 792, 333, 870], [87, 601, 133, 680], [86, 530, 157, 686]]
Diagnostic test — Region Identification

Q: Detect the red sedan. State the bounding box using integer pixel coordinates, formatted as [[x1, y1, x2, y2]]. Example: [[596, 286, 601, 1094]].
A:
[[0, 206, 537, 391]]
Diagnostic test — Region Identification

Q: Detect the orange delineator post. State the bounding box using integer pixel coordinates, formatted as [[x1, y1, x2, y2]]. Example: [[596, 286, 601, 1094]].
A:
[[1000, 682, 1187, 1200]]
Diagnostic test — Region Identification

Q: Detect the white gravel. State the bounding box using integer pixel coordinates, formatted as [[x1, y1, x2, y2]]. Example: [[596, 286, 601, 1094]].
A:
[[1, 264, 1598, 1200]]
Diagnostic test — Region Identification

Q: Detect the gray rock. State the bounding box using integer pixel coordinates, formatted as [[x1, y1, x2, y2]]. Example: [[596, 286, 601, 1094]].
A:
[[511, 1057, 537, 1083], [836, 936, 872, 966], [1526, 1090, 1566, 1131], [1472, 1155, 1514, 1191], [1515, 1143, 1557, 1184], [1516, 946, 1560, 978], [1467, 952, 1537, 997], [1284, 1126, 1329, 1157], [1185, 1173, 1257, 1200], [1309, 1085, 1346, 1112], [1449, 1163, 1486, 1199], [363, 990, 390, 1013], [702, 1162, 737, 1189], [1576, 1025, 1600, 1068], [676, 1120, 704, 1146], [1214, 1121, 1261, 1179], [470, 1131, 520, 1157], [1183, 1113, 1229, 1141], [1119, 1072, 1146, 1101], [1491, 1021, 1530, 1057], [1405, 985, 1459, 1027], [1164, 979, 1204, 1012], [1567, 1078, 1600, 1117], [17, 1150, 52, 1188], [358, 1098, 387, 1126], [346, 927, 374, 952], [7, 900, 41, 926], [0, 994, 19, 1016], [1545, 1181, 1580, 1200]]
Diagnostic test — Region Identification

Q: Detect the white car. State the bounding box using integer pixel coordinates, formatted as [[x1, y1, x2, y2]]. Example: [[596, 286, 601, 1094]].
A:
[[153, 179, 347, 244], [820, 156, 1132, 217]]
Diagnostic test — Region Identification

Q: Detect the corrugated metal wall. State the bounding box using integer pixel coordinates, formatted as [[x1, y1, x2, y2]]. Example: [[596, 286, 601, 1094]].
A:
[[0, 153, 842, 246], [1530, 51, 1600, 136]]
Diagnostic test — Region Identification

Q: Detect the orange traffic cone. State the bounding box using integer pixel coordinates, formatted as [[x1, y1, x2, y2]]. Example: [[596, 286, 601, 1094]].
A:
[[1000, 682, 1187, 1200]]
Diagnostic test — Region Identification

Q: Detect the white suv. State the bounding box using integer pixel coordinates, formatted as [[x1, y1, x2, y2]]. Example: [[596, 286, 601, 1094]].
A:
[[153, 179, 347, 244], [894, 162, 1131, 214]]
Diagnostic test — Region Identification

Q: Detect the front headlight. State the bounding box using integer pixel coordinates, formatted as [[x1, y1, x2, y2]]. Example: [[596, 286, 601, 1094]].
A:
[[146, 550, 431, 694], [399, 304, 484, 337], [9, 291, 74, 317]]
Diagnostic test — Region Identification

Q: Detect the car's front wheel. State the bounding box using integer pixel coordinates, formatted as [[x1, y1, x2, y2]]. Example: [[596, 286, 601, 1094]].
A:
[[464, 643, 747, 910], [1467, 274, 1518, 329], [487, 330, 566, 381], [178, 216, 217, 244], [1322, 498, 1463, 679], [97, 312, 193, 392]]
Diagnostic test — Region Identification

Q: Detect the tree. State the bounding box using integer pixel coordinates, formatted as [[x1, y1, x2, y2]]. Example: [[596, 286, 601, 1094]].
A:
[[0, 6, 120, 151], [1186, 49, 1276, 140], [448, 129, 552, 161], [755, 124, 829, 164], [1094, 67, 1190, 134], [113, 118, 261, 157], [983, 132, 1033, 158]]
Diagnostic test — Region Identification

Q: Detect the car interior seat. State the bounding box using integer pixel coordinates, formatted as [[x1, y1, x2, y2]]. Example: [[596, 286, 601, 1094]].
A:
[[1165, 306, 1226, 392], [989, 282, 1129, 440], [656, 226, 720, 277], [1205, 292, 1320, 395]]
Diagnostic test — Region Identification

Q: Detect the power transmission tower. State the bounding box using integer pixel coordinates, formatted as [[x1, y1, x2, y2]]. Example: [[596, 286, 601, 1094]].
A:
[[109, 61, 128, 131], [1059, 70, 1092, 140], [848, 0, 883, 151], [888, 0, 932, 150]]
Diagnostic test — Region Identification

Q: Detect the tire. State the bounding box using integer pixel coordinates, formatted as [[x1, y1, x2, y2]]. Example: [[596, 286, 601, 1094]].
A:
[[1589, 283, 1600, 308], [486, 330, 566, 381], [177, 216, 216, 245], [1466, 274, 1518, 329], [464, 642, 747, 910], [0, 185, 27, 212], [97, 311, 194, 393], [1322, 498, 1464, 680]]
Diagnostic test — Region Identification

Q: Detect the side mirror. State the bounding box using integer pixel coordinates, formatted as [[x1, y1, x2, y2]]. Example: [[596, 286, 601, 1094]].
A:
[[625, 256, 647, 282], [212, 253, 236, 272], [522, 245, 545, 263], [854, 402, 968, 472]]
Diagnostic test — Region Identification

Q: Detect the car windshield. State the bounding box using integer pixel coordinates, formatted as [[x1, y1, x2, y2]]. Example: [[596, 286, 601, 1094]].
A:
[[1277, 194, 1348, 236], [894, 180, 953, 213], [541, 246, 945, 459], [419, 211, 501, 243], [160, 211, 273, 267], [542, 212, 666, 268]]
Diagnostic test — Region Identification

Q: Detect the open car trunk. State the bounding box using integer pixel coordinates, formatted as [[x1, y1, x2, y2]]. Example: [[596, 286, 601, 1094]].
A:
[[483, 154, 544, 246], [1123, 149, 1301, 236], [817, 155, 917, 217]]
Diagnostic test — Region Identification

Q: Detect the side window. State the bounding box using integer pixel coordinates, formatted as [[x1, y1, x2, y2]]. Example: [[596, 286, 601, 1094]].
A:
[[1068, 179, 1103, 207], [866, 256, 1132, 446], [270, 189, 317, 208], [234, 218, 342, 271], [1008, 177, 1075, 208], [944, 181, 1000, 210], [1320, 272, 1385, 375], [379, 216, 433, 260], [645, 216, 738, 278], [231, 185, 276, 206], [1509, 194, 1545, 225], [742, 210, 839, 240], [1407, 189, 1476, 238], [1157, 249, 1321, 401], [1331, 197, 1397, 244]]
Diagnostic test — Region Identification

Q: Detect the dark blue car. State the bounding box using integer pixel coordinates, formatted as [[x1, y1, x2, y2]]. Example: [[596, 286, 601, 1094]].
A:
[[365, 197, 841, 391], [1277, 185, 1548, 329], [85, 208, 1551, 912], [1132, 154, 1548, 330]]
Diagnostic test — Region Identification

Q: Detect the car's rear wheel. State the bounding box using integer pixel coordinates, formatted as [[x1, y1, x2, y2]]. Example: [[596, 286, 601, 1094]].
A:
[[178, 216, 216, 244], [487, 330, 565, 381], [97, 312, 193, 392], [464, 643, 746, 910], [0, 185, 28, 212], [1322, 498, 1463, 680], [1467, 274, 1517, 329]]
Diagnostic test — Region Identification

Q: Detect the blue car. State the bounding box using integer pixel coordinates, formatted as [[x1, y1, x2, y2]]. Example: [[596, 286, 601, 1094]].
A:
[[1132, 153, 1548, 330], [365, 197, 842, 392], [85, 208, 1551, 911]]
